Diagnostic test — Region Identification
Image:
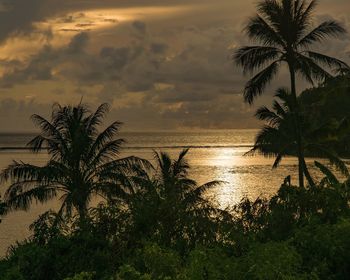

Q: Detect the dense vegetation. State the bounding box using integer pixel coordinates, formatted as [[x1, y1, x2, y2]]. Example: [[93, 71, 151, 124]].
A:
[[1, 0, 350, 279], [0, 101, 349, 280], [299, 73, 350, 157], [0, 159, 350, 280]]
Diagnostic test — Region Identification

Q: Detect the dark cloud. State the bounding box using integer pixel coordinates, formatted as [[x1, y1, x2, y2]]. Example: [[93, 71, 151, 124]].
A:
[[0, 0, 41, 40], [132, 20, 147, 34], [67, 32, 89, 54], [0, 0, 349, 131], [100, 47, 131, 70], [0, 46, 54, 87], [150, 42, 168, 54]]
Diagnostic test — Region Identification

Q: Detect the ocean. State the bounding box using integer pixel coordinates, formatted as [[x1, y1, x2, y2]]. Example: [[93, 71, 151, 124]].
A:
[[0, 130, 336, 255]]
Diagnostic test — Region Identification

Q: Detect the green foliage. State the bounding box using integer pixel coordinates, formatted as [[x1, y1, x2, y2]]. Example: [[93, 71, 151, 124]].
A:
[[250, 87, 348, 188], [140, 243, 181, 279], [29, 210, 67, 245], [64, 272, 95, 280], [116, 243, 181, 280], [1, 166, 350, 280], [181, 247, 234, 280], [0, 266, 25, 280], [299, 74, 350, 157], [293, 219, 350, 279], [233, 242, 305, 280], [231, 178, 350, 243], [115, 265, 151, 280], [128, 149, 223, 253], [1, 101, 350, 280], [1, 241, 51, 280], [0, 233, 117, 280]]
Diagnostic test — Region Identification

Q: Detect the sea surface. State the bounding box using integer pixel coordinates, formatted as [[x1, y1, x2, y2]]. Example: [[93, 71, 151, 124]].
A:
[[0, 130, 340, 255]]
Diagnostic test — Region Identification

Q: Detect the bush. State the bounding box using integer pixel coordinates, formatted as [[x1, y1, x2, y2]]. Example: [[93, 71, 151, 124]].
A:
[[293, 219, 350, 279], [115, 265, 151, 280], [233, 241, 306, 280], [181, 247, 234, 280], [64, 272, 95, 280]]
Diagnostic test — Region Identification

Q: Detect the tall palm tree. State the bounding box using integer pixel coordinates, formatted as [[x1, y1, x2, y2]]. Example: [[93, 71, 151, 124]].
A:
[[0, 103, 148, 225], [129, 149, 222, 248], [234, 0, 348, 187], [250, 88, 348, 186]]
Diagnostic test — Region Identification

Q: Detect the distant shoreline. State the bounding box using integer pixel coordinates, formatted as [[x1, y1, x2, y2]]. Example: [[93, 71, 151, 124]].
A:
[[0, 144, 254, 151]]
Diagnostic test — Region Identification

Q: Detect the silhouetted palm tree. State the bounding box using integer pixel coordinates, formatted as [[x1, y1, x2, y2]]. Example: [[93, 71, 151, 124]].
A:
[[234, 0, 348, 187], [130, 149, 222, 247], [250, 88, 348, 186], [0, 103, 148, 225], [154, 149, 219, 214]]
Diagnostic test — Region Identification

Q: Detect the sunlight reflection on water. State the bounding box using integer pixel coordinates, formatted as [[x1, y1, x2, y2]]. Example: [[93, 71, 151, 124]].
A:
[[0, 130, 347, 255]]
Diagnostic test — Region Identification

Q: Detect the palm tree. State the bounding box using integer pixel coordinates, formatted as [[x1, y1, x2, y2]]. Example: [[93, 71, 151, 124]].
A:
[[129, 149, 222, 248], [250, 88, 348, 186], [0, 103, 148, 225], [234, 0, 348, 187]]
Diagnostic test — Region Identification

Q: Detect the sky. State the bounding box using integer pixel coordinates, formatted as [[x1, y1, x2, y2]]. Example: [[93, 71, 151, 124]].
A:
[[0, 0, 349, 131]]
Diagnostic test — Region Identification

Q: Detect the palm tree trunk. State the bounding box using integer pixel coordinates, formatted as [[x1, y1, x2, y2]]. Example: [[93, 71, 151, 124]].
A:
[[288, 63, 316, 188], [288, 62, 305, 188], [77, 204, 88, 229]]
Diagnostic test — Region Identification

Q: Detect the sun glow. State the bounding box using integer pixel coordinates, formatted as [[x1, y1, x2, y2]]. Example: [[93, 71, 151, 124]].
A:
[[0, 5, 190, 61], [42, 6, 190, 35]]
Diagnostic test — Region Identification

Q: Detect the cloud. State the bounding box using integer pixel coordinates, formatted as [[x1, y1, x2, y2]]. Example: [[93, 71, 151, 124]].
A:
[[100, 47, 131, 71], [66, 32, 89, 53], [132, 20, 146, 34], [150, 42, 168, 54], [0, 0, 349, 131], [0, 0, 42, 41]]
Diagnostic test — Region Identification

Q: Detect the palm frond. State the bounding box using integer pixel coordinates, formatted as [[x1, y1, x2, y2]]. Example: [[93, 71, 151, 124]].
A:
[[298, 20, 346, 48], [314, 160, 340, 185], [308, 144, 349, 176], [272, 99, 287, 118], [248, 126, 283, 157], [154, 151, 172, 182], [255, 106, 281, 126], [272, 141, 295, 168], [95, 156, 153, 182], [172, 149, 190, 177], [87, 121, 123, 159], [0, 162, 56, 184], [272, 153, 284, 168], [296, 0, 318, 33], [192, 181, 223, 197], [5, 186, 57, 211], [234, 46, 281, 74], [256, 0, 284, 35], [245, 14, 285, 47], [86, 103, 110, 134], [244, 61, 280, 104], [88, 138, 124, 166], [305, 51, 349, 72], [28, 115, 67, 154], [295, 53, 333, 83]]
